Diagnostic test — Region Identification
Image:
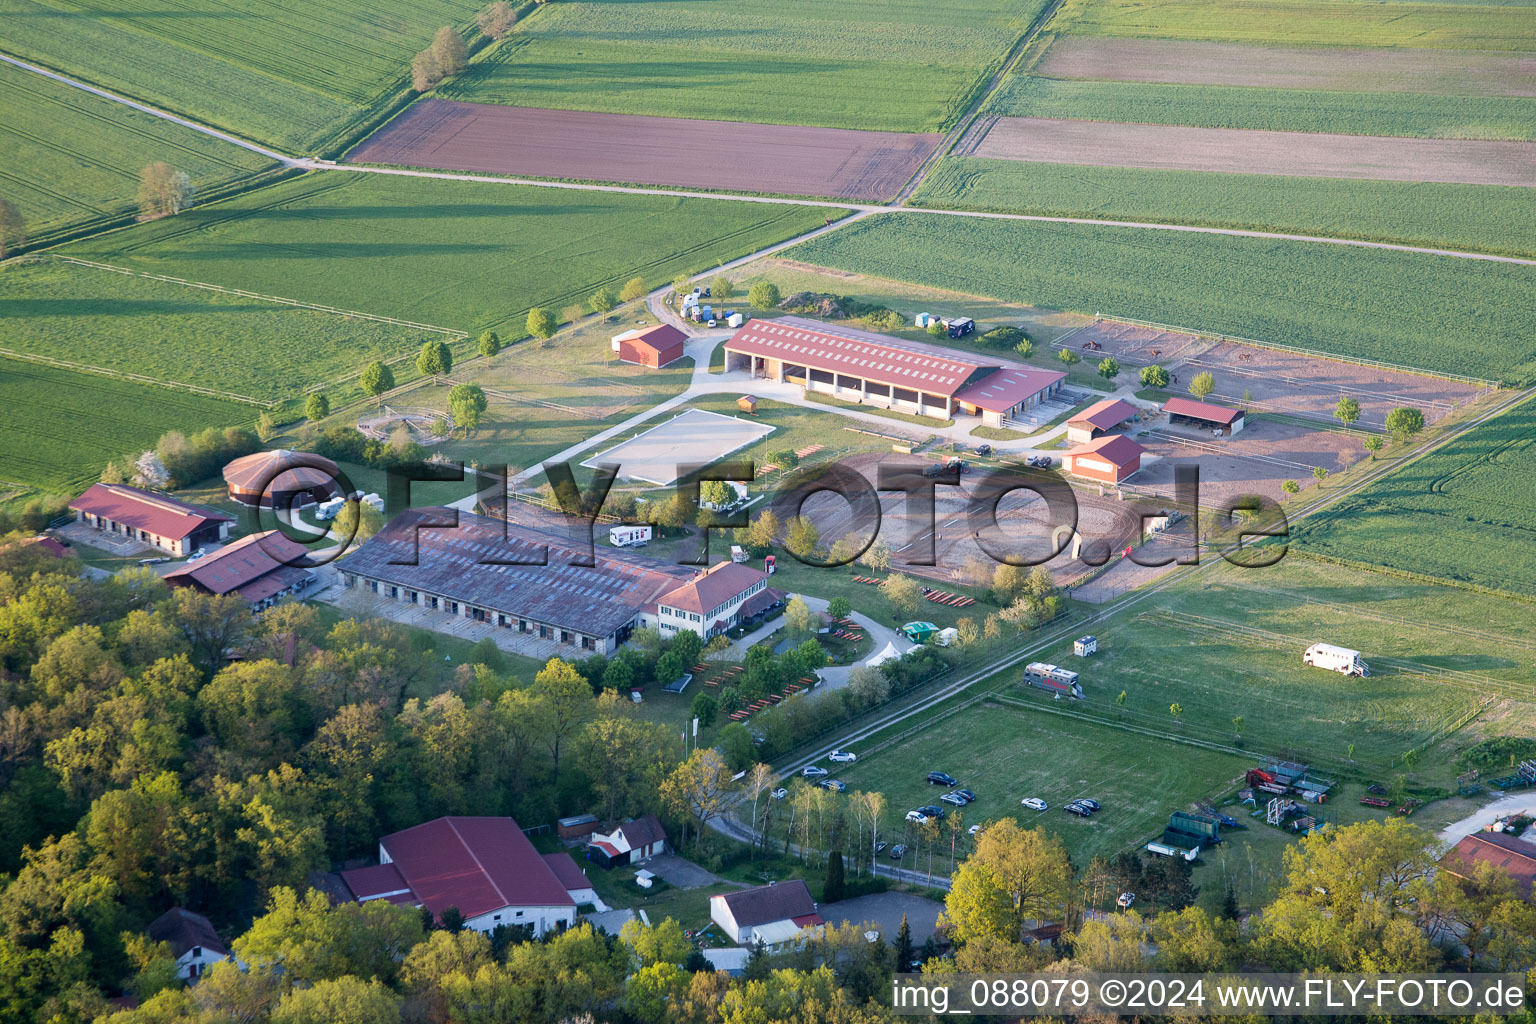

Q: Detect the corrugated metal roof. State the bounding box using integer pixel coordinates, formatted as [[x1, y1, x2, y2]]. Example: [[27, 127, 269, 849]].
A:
[[341, 508, 697, 638], [1064, 434, 1146, 467], [954, 365, 1067, 413], [1163, 397, 1241, 425], [380, 816, 574, 920], [163, 532, 310, 595], [725, 316, 989, 397], [1068, 398, 1138, 431]]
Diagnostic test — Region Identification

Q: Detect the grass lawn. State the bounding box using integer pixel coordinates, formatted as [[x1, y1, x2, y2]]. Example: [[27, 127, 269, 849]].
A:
[[0, 258, 446, 405], [831, 698, 1254, 869], [0, 356, 250, 495], [1298, 399, 1536, 596], [585, 864, 737, 931], [0, 62, 275, 244], [0, 0, 482, 154], [442, 0, 1051, 132], [60, 173, 839, 336], [990, 76, 1536, 140], [1048, 0, 1536, 50], [784, 212, 1536, 384]]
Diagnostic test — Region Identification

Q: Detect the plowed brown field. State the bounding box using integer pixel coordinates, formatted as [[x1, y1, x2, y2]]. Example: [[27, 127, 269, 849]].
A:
[[349, 100, 940, 200]]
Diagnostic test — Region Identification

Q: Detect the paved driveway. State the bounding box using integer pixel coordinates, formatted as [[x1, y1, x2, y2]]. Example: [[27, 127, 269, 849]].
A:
[[643, 853, 734, 890], [819, 891, 945, 944]]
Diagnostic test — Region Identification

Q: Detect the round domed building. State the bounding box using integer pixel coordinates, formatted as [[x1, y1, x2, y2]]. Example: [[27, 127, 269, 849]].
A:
[[222, 449, 341, 508]]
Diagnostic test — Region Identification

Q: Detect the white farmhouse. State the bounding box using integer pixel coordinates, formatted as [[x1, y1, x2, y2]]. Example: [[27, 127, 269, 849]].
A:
[[147, 907, 229, 982]]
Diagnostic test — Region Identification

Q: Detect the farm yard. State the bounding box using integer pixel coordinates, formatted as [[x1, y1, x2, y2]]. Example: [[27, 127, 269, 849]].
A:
[[56, 173, 838, 335], [440, 0, 1052, 133], [0, 61, 276, 244], [967, 117, 1536, 186], [1298, 400, 1536, 597], [0, 0, 482, 153], [0, 257, 448, 404], [911, 159, 1536, 259], [347, 100, 940, 201], [783, 214, 1536, 384], [0, 357, 248, 494]]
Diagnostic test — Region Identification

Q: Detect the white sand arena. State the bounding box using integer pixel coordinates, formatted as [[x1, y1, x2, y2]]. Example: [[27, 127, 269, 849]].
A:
[[585, 408, 774, 485]]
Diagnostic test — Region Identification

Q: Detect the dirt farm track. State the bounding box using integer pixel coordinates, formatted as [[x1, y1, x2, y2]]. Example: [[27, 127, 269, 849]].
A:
[[972, 117, 1536, 186], [349, 100, 941, 201]]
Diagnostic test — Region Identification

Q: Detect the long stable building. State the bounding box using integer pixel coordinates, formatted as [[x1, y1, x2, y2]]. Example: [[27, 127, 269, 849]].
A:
[[339, 508, 777, 653], [723, 316, 1065, 427], [68, 483, 233, 557]]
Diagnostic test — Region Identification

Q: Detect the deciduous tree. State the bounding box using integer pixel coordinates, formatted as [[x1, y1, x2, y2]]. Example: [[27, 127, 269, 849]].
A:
[[748, 282, 780, 311], [137, 163, 194, 218], [475, 0, 517, 39], [1189, 371, 1215, 399], [305, 392, 329, 422], [360, 361, 395, 405]]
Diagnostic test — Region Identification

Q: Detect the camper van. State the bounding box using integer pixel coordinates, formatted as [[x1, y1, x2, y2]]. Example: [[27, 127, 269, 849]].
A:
[[1303, 643, 1370, 677], [1023, 662, 1084, 699], [609, 524, 653, 548]]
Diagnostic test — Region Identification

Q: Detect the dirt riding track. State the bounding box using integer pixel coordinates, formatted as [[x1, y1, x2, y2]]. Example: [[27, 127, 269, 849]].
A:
[[974, 117, 1536, 186], [1037, 38, 1536, 96], [1133, 418, 1358, 506], [349, 100, 940, 201]]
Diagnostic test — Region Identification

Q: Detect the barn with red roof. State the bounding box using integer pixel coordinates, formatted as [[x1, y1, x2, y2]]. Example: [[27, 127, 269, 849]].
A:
[[1063, 434, 1147, 485], [1066, 398, 1139, 445], [1163, 396, 1245, 435], [69, 483, 233, 557], [723, 316, 1064, 427], [611, 324, 688, 368], [341, 816, 577, 935], [162, 531, 316, 609]]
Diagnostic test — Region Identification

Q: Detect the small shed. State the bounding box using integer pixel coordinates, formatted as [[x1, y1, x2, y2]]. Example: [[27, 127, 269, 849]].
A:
[[557, 814, 600, 841], [1163, 396, 1244, 435], [737, 395, 759, 414], [1066, 398, 1138, 445], [1063, 435, 1146, 484], [612, 324, 688, 368], [900, 621, 939, 643]]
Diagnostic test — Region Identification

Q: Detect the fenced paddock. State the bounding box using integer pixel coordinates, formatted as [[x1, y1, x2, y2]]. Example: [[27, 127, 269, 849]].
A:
[[357, 406, 453, 445], [584, 408, 774, 485]]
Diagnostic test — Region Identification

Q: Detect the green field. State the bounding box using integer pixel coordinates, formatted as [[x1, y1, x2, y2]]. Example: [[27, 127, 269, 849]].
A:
[[0, 0, 482, 153], [0, 259, 446, 403], [912, 158, 1536, 259], [1299, 400, 1536, 596], [441, 0, 1049, 132], [990, 76, 1536, 140], [0, 62, 275, 244], [1048, 0, 1536, 49], [60, 172, 838, 334], [0, 357, 248, 493], [831, 699, 1253, 868], [784, 213, 1536, 384]]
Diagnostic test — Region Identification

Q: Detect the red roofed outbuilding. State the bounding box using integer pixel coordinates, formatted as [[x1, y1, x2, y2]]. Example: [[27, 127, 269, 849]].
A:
[[69, 483, 233, 557], [612, 324, 688, 368], [163, 531, 315, 609], [1163, 396, 1244, 435], [1063, 435, 1146, 484], [341, 817, 577, 935], [222, 449, 341, 507], [1066, 398, 1139, 445]]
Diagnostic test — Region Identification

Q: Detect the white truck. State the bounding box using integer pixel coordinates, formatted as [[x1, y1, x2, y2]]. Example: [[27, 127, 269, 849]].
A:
[[1304, 643, 1370, 677]]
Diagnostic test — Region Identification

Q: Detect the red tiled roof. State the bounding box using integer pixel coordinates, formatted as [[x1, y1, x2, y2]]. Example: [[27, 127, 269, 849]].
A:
[[1443, 833, 1536, 898], [380, 816, 573, 921], [791, 913, 824, 928], [720, 879, 816, 928], [739, 586, 785, 619], [954, 365, 1067, 414], [222, 449, 339, 494], [163, 532, 310, 596], [1164, 397, 1241, 425], [1065, 434, 1146, 468], [30, 536, 70, 557], [725, 316, 989, 398], [70, 483, 233, 540], [660, 562, 766, 615], [1069, 398, 1138, 431], [591, 839, 622, 858], [541, 853, 592, 892]]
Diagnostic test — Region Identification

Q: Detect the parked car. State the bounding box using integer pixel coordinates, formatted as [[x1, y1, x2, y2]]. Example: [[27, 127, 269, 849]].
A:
[[889, 844, 907, 859], [905, 810, 929, 825], [874, 841, 888, 854], [1028, 455, 1053, 469], [1065, 801, 1093, 817], [770, 788, 788, 800], [1021, 797, 1048, 811], [919, 805, 947, 820], [955, 789, 977, 803], [829, 749, 857, 763], [1117, 892, 1136, 909], [1078, 798, 1101, 811], [940, 792, 967, 807], [968, 824, 983, 836], [928, 771, 958, 786], [974, 444, 993, 456], [820, 779, 847, 792], [802, 766, 829, 779]]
